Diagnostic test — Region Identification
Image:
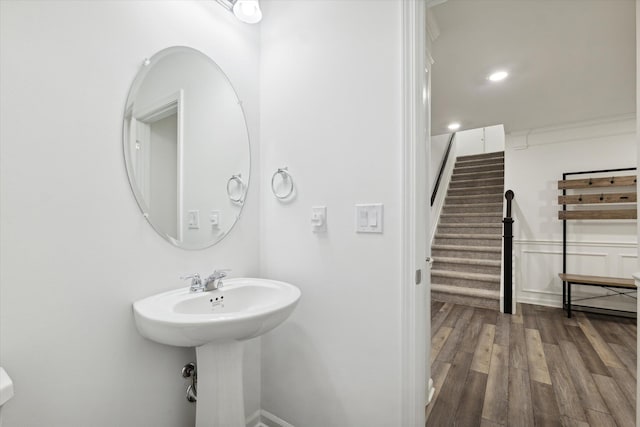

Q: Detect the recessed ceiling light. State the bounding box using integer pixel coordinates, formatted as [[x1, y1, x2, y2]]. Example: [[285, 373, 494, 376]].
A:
[[488, 71, 509, 82], [448, 122, 461, 131]]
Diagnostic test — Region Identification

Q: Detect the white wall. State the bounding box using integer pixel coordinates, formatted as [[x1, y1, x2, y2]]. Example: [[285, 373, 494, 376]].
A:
[[504, 116, 637, 310], [455, 124, 505, 157], [259, 1, 405, 425], [0, 2, 261, 426]]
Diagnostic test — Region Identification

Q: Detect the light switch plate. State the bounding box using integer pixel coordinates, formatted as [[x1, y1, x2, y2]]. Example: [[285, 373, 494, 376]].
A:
[[355, 204, 383, 233], [188, 210, 200, 229], [210, 210, 220, 228], [311, 206, 327, 233]]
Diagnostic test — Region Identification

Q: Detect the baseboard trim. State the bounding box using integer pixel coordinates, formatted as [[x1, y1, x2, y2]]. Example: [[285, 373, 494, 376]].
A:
[[246, 410, 294, 427]]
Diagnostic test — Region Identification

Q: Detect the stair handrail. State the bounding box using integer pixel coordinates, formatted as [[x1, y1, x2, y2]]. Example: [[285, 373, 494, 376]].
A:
[[503, 190, 514, 314], [430, 132, 456, 206]]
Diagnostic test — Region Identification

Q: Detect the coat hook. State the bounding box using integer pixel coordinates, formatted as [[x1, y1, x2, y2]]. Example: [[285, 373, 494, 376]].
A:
[[610, 177, 615, 184], [588, 178, 592, 185], [578, 195, 582, 202], [599, 194, 604, 201]]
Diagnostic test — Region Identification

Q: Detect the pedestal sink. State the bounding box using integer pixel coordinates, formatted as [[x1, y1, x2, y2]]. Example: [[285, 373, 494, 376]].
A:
[[133, 278, 301, 427]]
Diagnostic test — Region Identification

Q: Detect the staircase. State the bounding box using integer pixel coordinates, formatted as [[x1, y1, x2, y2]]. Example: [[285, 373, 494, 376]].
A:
[[431, 151, 505, 311]]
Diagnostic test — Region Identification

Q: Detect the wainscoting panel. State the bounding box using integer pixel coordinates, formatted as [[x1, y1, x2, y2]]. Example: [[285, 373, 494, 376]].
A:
[[515, 240, 637, 312]]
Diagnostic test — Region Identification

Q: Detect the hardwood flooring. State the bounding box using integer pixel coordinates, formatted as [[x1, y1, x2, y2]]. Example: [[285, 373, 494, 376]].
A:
[[426, 302, 637, 427]]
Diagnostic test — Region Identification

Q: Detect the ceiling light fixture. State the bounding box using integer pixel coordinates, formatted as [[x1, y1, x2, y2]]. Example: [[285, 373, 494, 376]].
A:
[[488, 70, 509, 82], [215, 0, 262, 24], [448, 122, 461, 131]]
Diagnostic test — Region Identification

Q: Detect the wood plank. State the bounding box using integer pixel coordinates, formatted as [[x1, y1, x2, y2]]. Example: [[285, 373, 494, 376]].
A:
[[511, 303, 524, 324], [558, 340, 609, 414], [431, 302, 454, 337], [454, 370, 488, 426], [592, 374, 636, 427], [480, 419, 503, 427], [559, 417, 589, 427], [507, 367, 534, 427], [427, 351, 474, 426], [559, 273, 636, 288], [461, 310, 487, 354], [530, 381, 562, 427], [509, 323, 528, 371], [494, 313, 510, 347], [430, 326, 452, 365], [565, 325, 610, 376], [436, 307, 474, 363], [525, 328, 552, 385], [558, 175, 637, 189], [425, 360, 451, 423], [558, 192, 636, 205], [585, 409, 617, 427], [609, 343, 637, 380], [471, 324, 496, 374], [521, 304, 539, 330], [482, 344, 508, 425], [542, 343, 586, 422], [606, 366, 636, 409], [558, 208, 637, 220], [576, 314, 625, 368]]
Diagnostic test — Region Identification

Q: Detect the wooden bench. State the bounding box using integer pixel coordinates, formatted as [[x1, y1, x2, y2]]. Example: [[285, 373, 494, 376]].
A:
[[559, 273, 636, 318]]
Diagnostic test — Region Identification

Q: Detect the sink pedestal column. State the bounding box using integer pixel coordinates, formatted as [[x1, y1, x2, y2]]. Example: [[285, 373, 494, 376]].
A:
[[195, 341, 245, 427]]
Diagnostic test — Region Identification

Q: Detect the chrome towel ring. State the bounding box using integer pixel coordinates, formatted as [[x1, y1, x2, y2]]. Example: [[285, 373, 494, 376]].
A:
[[271, 167, 294, 199], [226, 173, 246, 203]]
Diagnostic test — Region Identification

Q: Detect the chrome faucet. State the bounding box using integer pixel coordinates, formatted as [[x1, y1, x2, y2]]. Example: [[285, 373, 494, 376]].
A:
[[203, 269, 230, 291], [181, 273, 203, 292]]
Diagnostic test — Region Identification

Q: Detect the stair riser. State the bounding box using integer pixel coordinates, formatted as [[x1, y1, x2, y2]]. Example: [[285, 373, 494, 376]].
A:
[[447, 187, 504, 196], [431, 274, 500, 290], [439, 215, 503, 224], [438, 226, 502, 234], [446, 195, 504, 205], [449, 178, 504, 189], [432, 291, 499, 310], [432, 248, 501, 260], [434, 237, 502, 247], [432, 261, 501, 275], [454, 164, 504, 174], [452, 171, 504, 180], [455, 157, 504, 168], [443, 205, 502, 214]]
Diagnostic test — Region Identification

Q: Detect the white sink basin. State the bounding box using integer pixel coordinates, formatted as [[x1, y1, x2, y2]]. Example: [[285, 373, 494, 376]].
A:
[[133, 277, 301, 347]]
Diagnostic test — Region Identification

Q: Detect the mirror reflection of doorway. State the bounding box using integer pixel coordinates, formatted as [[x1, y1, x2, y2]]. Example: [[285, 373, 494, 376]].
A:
[[130, 91, 183, 241]]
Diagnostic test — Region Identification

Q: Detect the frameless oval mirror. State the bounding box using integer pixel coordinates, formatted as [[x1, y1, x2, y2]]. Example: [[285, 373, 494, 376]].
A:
[[123, 46, 250, 249]]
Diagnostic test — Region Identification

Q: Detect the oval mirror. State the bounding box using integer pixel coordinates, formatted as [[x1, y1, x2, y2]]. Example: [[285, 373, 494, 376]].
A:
[[123, 46, 250, 249]]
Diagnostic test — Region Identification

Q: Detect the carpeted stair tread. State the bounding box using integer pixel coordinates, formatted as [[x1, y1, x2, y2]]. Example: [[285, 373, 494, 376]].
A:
[[435, 233, 501, 240], [431, 269, 500, 282], [437, 223, 501, 228], [452, 170, 504, 179], [447, 185, 504, 195], [432, 257, 501, 267], [457, 151, 505, 161], [455, 157, 504, 168], [431, 244, 501, 253]]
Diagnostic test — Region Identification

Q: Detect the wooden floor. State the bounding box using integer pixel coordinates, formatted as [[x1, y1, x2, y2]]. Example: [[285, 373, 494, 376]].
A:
[[426, 302, 637, 427]]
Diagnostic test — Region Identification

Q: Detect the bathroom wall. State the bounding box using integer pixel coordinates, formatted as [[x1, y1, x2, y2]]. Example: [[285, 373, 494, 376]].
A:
[[259, 1, 405, 425], [0, 2, 261, 426], [504, 116, 638, 309]]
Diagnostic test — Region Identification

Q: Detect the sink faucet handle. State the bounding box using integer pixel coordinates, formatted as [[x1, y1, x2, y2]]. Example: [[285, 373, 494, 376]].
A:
[[212, 269, 231, 278], [181, 273, 203, 291]]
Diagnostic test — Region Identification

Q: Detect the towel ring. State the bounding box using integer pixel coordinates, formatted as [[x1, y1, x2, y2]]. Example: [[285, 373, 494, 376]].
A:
[[226, 173, 246, 203], [271, 167, 294, 199]]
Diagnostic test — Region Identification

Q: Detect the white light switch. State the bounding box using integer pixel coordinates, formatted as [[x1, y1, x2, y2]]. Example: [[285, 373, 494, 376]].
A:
[[210, 211, 220, 228], [355, 204, 383, 233], [188, 210, 200, 229], [311, 206, 327, 233]]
